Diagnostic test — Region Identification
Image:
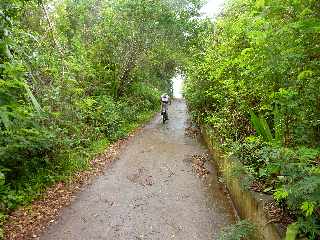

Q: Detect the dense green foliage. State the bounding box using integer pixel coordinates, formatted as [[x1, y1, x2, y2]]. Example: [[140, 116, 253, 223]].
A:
[[0, 0, 201, 233], [184, 0, 320, 238]]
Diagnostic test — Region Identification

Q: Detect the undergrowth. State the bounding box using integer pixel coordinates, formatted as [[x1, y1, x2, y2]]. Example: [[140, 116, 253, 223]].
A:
[[0, 107, 157, 237], [218, 220, 256, 240]]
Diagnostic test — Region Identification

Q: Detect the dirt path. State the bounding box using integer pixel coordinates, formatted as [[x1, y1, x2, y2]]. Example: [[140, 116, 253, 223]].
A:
[[40, 100, 236, 240]]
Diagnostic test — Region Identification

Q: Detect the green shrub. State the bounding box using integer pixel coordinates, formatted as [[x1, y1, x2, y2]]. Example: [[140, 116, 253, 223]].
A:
[[218, 220, 256, 240], [128, 82, 161, 111], [230, 139, 320, 238], [76, 95, 124, 140]]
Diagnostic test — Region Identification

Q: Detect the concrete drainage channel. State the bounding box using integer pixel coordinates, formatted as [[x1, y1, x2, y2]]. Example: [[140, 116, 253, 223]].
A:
[[201, 126, 284, 240]]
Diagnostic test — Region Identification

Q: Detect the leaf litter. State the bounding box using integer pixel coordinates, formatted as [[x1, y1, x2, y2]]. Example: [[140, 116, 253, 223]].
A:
[[191, 154, 210, 178]]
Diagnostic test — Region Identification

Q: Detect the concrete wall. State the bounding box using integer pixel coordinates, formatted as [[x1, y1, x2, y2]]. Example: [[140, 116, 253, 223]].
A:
[[201, 126, 284, 240]]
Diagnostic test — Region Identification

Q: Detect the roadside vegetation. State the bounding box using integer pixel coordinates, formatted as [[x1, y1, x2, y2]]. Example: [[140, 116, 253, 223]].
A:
[[0, 0, 201, 236], [184, 0, 320, 239]]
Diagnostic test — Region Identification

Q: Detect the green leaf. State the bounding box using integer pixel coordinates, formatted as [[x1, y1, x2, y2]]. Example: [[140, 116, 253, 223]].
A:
[[285, 223, 299, 240], [260, 117, 273, 142], [250, 111, 273, 142], [0, 109, 11, 130], [274, 188, 288, 202], [24, 83, 42, 112], [0, 172, 5, 186], [255, 0, 265, 9], [300, 201, 316, 217]]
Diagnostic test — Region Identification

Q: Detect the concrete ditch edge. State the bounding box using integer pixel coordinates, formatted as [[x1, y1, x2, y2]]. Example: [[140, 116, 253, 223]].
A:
[[201, 126, 285, 240]]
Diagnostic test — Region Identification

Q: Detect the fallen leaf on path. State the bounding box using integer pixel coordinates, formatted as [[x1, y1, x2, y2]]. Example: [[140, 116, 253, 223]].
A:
[[191, 154, 210, 177]]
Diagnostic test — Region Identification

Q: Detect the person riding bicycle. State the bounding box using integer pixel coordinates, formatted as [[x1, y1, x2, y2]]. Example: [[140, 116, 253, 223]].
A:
[[161, 93, 169, 121]]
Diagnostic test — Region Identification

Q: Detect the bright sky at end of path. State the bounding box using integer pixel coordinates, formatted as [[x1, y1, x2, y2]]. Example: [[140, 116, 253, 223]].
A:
[[200, 0, 226, 19], [173, 74, 183, 98], [172, 0, 226, 99]]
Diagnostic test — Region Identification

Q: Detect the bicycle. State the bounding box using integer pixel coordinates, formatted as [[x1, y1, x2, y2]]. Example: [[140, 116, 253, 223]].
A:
[[161, 109, 168, 124], [160, 93, 169, 124]]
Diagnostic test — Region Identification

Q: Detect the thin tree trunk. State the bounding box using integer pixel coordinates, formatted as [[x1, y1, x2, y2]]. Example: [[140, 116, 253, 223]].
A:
[[40, 0, 66, 77]]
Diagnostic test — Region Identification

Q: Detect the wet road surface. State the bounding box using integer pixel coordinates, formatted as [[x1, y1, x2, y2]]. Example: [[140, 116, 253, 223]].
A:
[[41, 100, 236, 240]]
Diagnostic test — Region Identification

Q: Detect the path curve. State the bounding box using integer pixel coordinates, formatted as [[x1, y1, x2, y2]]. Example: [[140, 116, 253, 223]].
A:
[[41, 100, 235, 240]]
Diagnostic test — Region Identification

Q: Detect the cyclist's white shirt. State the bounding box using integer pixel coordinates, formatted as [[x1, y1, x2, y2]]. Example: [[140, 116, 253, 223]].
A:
[[161, 95, 169, 102], [161, 95, 169, 111]]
